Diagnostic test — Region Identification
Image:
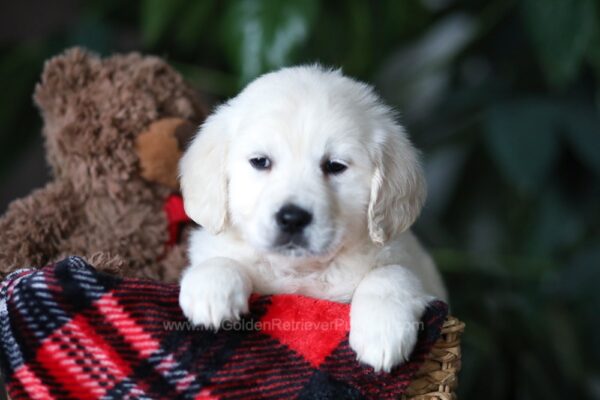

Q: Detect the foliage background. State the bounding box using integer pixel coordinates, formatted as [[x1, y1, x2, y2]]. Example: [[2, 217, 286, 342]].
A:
[[1, 0, 599, 399]]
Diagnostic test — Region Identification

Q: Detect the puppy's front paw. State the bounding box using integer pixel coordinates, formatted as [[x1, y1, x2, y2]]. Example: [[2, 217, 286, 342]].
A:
[[179, 258, 252, 329], [349, 297, 427, 372]]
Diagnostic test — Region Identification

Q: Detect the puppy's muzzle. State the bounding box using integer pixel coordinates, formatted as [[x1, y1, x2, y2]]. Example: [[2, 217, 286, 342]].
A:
[[275, 204, 312, 235], [274, 203, 312, 250]]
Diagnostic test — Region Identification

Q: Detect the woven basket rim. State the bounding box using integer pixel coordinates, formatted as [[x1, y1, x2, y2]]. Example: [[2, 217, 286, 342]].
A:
[[404, 315, 465, 400]]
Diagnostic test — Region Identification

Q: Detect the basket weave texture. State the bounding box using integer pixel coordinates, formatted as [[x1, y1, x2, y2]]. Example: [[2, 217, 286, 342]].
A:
[[404, 316, 465, 400]]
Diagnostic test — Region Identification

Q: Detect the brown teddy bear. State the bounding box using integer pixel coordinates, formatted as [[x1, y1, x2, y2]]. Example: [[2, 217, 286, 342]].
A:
[[0, 47, 207, 282]]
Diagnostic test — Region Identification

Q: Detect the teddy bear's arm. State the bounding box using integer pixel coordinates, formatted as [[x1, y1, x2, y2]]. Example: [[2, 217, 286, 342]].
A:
[[0, 181, 78, 279]]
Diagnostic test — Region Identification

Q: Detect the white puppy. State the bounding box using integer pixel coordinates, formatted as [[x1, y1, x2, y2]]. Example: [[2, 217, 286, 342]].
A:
[[178, 66, 447, 372]]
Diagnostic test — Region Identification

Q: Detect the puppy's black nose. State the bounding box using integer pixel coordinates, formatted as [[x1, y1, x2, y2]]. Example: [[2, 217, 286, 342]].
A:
[[276, 204, 312, 234]]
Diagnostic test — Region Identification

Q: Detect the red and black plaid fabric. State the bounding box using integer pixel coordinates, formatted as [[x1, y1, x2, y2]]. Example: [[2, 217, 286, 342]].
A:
[[0, 256, 447, 399]]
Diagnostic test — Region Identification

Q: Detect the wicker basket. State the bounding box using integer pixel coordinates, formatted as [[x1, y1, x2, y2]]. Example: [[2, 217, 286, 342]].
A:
[[404, 316, 465, 400]]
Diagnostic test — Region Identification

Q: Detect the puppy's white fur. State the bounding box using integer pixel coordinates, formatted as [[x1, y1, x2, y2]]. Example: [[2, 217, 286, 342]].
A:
[[179, 66, 447, 372]]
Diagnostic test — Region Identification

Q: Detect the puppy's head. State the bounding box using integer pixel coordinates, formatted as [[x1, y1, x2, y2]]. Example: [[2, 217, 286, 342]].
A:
[[180, 66, 425, 258]]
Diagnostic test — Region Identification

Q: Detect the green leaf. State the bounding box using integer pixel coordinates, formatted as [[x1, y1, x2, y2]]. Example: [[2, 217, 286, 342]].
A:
[[529, 187, 583, 255], [553, 246, 600, 300], [484, 99, 560, 191], [423, 145, 468, 218], [221, 0, 319, 86], [140, 0, 184, 47], [521, 0, 596, 87], [588, 18, 600, 70], [174, 62, 239, 98], [342, 0, 372, 74], [546, 308, 585, 382], [562, 104, 600, 175], [175, 1, 217, 51]]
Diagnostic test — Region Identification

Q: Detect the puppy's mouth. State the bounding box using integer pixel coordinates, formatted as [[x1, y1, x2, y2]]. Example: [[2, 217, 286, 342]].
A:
[[269, 233, 336, 258], [272, 233, 309, 256]]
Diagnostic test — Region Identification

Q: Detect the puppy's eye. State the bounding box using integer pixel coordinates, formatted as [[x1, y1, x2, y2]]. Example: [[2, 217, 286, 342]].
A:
[[322, 160, 348, 175], [249, 156, 271, 170]]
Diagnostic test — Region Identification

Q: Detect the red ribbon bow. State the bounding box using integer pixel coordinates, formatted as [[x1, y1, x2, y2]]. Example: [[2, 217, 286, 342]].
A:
[[163, 194, 192, 247]]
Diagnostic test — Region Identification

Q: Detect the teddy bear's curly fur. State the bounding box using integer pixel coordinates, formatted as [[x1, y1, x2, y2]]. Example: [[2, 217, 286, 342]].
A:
[[0, 47, 207, 281]]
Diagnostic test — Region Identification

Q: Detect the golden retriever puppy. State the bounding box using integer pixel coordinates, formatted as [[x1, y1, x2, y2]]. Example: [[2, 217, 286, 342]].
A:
[[178, 66, 447, 372]]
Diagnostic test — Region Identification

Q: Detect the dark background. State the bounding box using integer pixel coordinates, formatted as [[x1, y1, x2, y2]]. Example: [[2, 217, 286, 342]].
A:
[[1, 1, 599, 399]]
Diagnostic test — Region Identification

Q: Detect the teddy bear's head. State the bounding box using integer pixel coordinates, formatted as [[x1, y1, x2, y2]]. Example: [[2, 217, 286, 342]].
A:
[[33, 48, 205, 198]]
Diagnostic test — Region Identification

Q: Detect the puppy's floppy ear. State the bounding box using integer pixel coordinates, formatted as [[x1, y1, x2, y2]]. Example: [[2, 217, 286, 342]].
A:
[[368, 120, 426, 245], [179, 106, 231, 234]]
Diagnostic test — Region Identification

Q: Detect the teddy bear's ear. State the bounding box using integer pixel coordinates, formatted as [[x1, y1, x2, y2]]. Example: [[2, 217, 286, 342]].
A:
[[135, 118, 197, 190], [34, 47, 100, 119]]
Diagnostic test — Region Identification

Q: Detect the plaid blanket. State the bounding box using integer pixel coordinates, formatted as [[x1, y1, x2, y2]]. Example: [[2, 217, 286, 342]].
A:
[[0, 257, 447, 399]]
